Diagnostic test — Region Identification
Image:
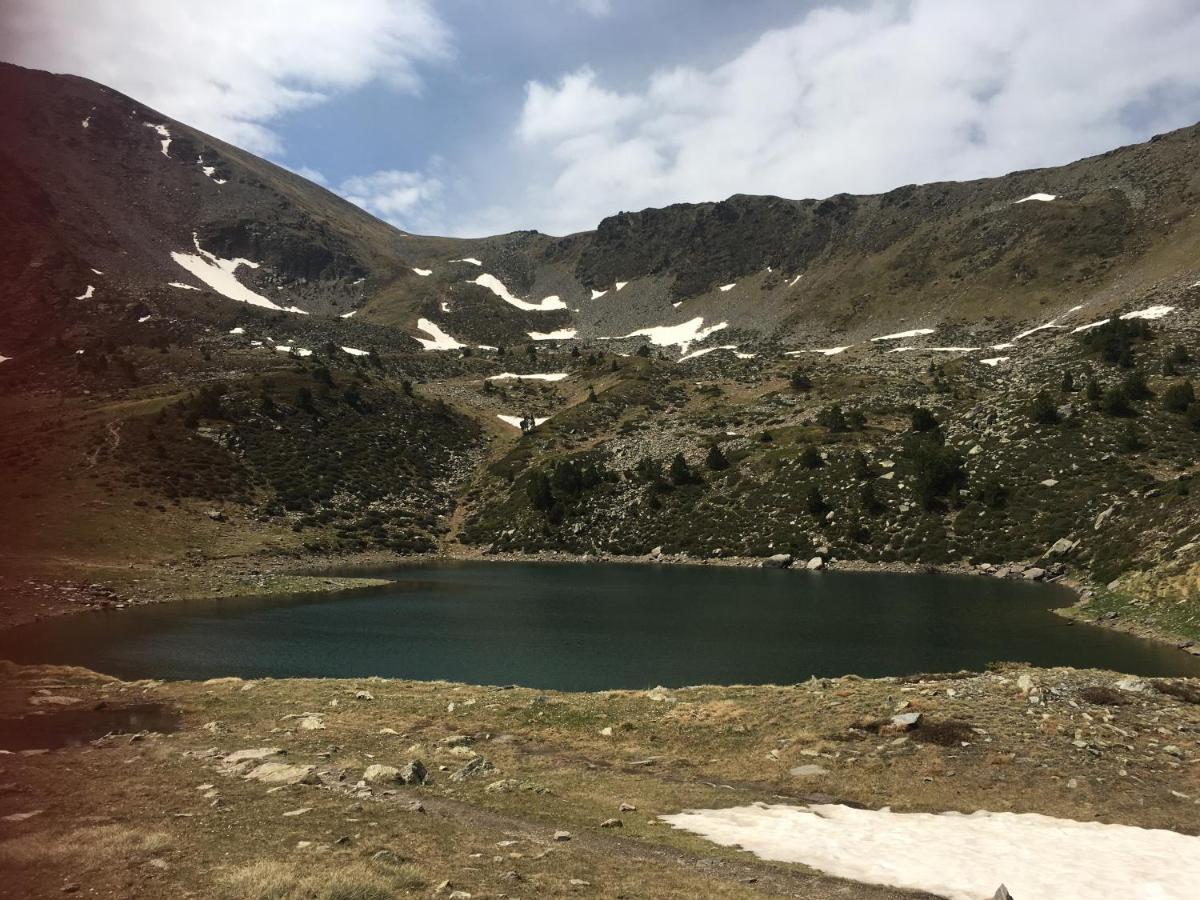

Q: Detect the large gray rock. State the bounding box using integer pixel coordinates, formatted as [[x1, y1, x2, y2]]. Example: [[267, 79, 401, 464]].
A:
[[762, 553, 793, 569], [362, 764, 400, 784], [1022, 567, 1046, 581], [806, 556, 825, 571], [1043, 537, 1076, 558], [245, 762, 317, 785], [399, 759, 428, 785]]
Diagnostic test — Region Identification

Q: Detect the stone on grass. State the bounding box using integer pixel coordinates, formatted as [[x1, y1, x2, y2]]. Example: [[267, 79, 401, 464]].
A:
[[244, 762, 317, 785], [789, 764, 829, 777]]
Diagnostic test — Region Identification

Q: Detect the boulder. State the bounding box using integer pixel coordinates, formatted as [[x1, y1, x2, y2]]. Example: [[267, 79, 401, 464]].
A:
[[449, 756, 493, 782], [399, 760, 428, 785], [223, 747, 283, 768], [1042, 537, 1076, 559], [245, 762, 317, 785], [806, 556, 825, 571], [362, 764, 401, 784], [762, 553, 793, 569], [789, 764, 829, 777], [1022, 567, 1046, 581]]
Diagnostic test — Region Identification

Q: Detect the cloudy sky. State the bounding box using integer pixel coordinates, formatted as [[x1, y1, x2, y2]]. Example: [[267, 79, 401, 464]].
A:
[[4, 0, 1200, 237]]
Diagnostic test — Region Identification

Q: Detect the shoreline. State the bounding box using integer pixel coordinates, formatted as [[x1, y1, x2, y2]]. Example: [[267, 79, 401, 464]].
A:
[[3, 543, 1197, 661]]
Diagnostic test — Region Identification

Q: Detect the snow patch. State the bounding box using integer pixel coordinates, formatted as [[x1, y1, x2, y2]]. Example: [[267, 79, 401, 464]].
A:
[[414, 318, 467, 351], [171, 234, 292, 311], [0, 353, 10, 363], [341, 346, 369, 356], [137, 316, 151, 323], [197, 156, 227, 184], [679, 344, 738, 362], [452, 257, 482, 266], [718, 283, 736, 292], [619, 317, 728, 353], [229, 327, 245, 335], [470, 274, 566, 311], [529, 328, 577, 341], [274, 346, 312, 357], [75, 285, 94, 300], [871, 328, 935, 342], [1013, 322, 1065, 341], [340, 310, 357, 319], [412, 267, 432, 277], [591, 289, 607, 299], [980, 356, 1010, 366], [991, 342, 1015, 350], [888, 346, 979, 354], [786, 346, 851, 357], [1072, 319, 1111, 333], [662, 802, 1200, 900], [144, 122, 171, 157], [1120, 305, 1175, 320], [487, 372, 569, 382], [168, 282, 200, 291], [1015, 192, 1057, 203], [614, 281, 628, 291], [497, 414, 551, 429], [787, 274, 802, 287], [81, 115, 91, 129]]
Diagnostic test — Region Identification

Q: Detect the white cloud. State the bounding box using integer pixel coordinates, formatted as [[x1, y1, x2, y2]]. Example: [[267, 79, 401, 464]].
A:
[[339, 168, 444, 232], [501, 0, 1200, 235], [2, 0, 451, 155]]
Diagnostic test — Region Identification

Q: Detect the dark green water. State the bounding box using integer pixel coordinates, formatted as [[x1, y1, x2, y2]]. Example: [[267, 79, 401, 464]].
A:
[[2, 562, 1196, 690]]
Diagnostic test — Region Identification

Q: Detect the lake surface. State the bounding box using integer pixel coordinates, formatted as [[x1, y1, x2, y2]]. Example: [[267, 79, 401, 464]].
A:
[[3, 562, 1197, 690]]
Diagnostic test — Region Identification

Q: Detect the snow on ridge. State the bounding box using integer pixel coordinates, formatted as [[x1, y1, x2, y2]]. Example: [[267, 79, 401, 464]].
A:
[[1015, 192, 1057, 203], [414, 318, 467, 351], [980, 356, 1010, 366], [452, 257, 483, 266], [620, 316, 729, 353], [497, 414, 551, 429], [341, 346, 369, 356], [718, 283, 736, 292], [487, 372, 569, 382], [529, 328, 577, 341], [412, 267, 432, 277], [75, 285, 94, 300], [591, 289, 607, 299], [470, 274, 566, 311], [144, 122, 171, 157], [871, 328, 935, 342], [1120, 305, 1175, 320], [171, 234, 295, 312], [662, 802, 1200, 900]]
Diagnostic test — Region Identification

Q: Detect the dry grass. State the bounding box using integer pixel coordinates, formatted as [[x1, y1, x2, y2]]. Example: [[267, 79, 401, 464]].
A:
[[216, 860, 426, 900], [0, 824, 172, 867]]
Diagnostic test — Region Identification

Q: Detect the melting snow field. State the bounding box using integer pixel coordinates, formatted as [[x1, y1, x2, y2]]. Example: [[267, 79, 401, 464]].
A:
[[785, 346, 851, 357], [529, 328, 577, 341], [414, 319, 466, 351], [1121, 305, 1175, 320], [75, 285, 94, 300], [412, 267, 432, 277], [171, 234, 292, 311], [662, 803, 1200, 900], [340, 346, 368, 356], [470, 274, 566, 311], [274, 346, 312, 357], [619, 317, 728, 353], [614, 281, 628, 291], [888, 346, 979, 354], [452, 257, 482, 266], [591, 289, 607, 299], [1072, 319, 1111, 333], [487, 372, 569, 382], [1016, 192, 1057, 203], [871, 328, 935, 342], [497, 414, 551, 429], [718, 283, 736, 292], [168, 282, 199, 291], [144, 122, 171, 157], [980, 356, 1010, 366], [197, 156, 227, 184]]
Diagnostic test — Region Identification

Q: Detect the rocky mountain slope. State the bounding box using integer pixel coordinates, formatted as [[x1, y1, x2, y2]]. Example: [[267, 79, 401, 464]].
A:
[[1, 62, 1198, 648]]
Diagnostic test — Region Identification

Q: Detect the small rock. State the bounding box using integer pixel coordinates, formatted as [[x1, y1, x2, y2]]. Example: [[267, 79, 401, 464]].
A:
[[789, 764, 829, 777], [362, 764, 400, 784], [619, 802, 637, 812], [354, 690, 374, 701], [600, 818, 622, 828], [554, 830, 572, 841]]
